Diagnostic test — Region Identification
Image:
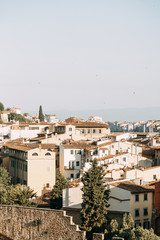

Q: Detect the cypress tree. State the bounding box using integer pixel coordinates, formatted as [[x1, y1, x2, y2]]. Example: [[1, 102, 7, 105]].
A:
[[80, 159, 110, 238], [38, 105, 44, 122], [50, 172, 70, 209], [0, 102, 4, 112]]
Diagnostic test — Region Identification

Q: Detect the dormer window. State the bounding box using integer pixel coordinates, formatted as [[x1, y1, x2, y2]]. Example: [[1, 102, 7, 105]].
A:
[[45, 152, 51, 156], [32, 152, 38, 156]]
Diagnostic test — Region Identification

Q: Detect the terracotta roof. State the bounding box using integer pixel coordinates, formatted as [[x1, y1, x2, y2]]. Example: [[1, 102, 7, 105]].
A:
[[97, 152, 128, 161], [143, 166, 160, 171], [111, 181, 154, 193], [4, 141, 57, 152], [63, 143, 92, 149], [65, 117, 110, 128], [63, 141, 92, 149], [109, 133, 128, 137], [85, 141, 116, 151], [152, 146, 160, 150]]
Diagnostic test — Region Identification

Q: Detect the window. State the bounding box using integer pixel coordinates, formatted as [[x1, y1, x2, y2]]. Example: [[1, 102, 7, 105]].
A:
[[17, 177, 20, 183], [115, 159, 119, 163], [135, 220, 141, 228], [112, 145, 114, 148], [76, 161, 80, 166], [82, 129, 85, 134], [75, 150, 81, 154], [143, 208, 148, 216], [23, 180, 27, 185], [93, 129, 96, 133], [144, 193, 148, 201], [45, 152, 51, 156], [76, 173, 80, 178], [123, 157, 126, 162], [135, 208, 140, 217], [70, 150, 74, 154], [46, 183, 50, 188], [11, 160, 15, 168], [99, 129, 102, 133], [72, 162, 74, 168], [143, 219, 149, 229], [102, 150, 105, 154], [135, 194, 139, 202], [70, 174, 74, 178], [153, 175, 157, 180], [69, 128, 72, 131], [23, 164, 27, 172], [32, 152, 38, 156]]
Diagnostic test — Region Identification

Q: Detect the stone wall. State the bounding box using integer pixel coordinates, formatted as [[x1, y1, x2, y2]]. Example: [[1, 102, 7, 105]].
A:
[[0, 205, 104, 240]]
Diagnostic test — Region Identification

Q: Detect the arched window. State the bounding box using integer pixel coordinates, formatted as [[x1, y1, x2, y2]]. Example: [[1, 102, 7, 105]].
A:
[[32, 152, 38, 156], [45, 152, 51, 156]]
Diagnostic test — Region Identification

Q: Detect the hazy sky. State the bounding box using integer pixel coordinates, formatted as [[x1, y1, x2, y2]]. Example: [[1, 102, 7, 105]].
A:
[[0, 0, 160, 114]]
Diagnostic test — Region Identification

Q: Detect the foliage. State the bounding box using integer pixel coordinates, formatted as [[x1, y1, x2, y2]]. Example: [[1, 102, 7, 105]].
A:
[[50, 172, 70, 209], [0, 102, 4, 112], [104, 213, 160, 240], [12, 185, 36, 206], [8, 113, 28, 123], [6, 108, 11, 111], [0, 167, 11, 185], [122, 213, 134, 229], [105, 219, 119, 239], [80, 159, 110, 238], [38, 105, 44, 122], [0, 167, 36, 206]]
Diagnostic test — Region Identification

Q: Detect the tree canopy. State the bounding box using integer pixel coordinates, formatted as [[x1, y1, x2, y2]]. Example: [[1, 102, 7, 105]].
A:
[[80, 159, 110, 238], [0, 167, 36, 206], [8, 113, 29, 123], [0, 102, 4, 112], [105, 213, 160, 240], [50, 172, 70, 209], [39, 105, 44, 122]]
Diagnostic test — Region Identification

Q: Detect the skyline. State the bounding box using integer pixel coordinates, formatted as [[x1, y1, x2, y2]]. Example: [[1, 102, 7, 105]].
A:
[[0, 0, 160, 114]]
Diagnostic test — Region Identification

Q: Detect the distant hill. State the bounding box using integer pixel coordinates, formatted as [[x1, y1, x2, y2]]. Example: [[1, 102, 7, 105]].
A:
[[33, 106, 160, 122]]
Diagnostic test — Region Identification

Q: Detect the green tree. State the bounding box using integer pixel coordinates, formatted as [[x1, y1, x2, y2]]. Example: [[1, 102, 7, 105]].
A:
[[0, 167, 36, 206], [38, 105, 44, 122], [105, 213, 160, 240], [0, 167, 11, 185], [80, 159, 110, 239], [0, 102, 4, 112], [8, 113, 28, 123], [50, 172, 70, 209], [122, 213, 134, 230], [13, 185, 36, 206]]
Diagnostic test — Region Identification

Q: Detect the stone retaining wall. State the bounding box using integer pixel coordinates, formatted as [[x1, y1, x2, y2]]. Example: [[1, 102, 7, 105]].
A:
[[0, 205, 104, 240]]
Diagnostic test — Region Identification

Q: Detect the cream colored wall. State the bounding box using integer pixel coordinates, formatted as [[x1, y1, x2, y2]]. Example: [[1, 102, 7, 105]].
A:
[[143, 166, 160, 182], [130, 192, 153, 226], [27, 157, 56, 196], [9, 148, 56, 196], [111, 169, 124, 180], [124, 169, 143, 180], [63, 186, 82, 209], [1, 113, 8, 123]]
